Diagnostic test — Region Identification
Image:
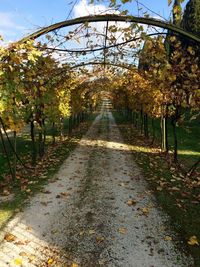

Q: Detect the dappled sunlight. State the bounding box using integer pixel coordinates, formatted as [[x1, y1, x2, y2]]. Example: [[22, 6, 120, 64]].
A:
[[178, 150, 200, 156], [81, 137, 160, 154], [0, 215, 68, 266]]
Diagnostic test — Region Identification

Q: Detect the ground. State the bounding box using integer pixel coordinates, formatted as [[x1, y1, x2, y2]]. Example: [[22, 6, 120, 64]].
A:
[[0, 104, 193, 267]]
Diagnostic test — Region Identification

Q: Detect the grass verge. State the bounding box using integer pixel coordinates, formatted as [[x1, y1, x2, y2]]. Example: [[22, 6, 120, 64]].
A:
[[0, 113, 97, 230]]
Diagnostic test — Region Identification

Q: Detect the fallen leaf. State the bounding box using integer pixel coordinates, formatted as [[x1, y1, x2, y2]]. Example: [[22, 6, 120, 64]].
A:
[[26, 189, 31, 193], [4, 233, 17, 242], [164, 235, 172, 241], [47, 258, 54, 265], [28, 254, 36, 262], [14, 240, 30, 246], [96, 235, 105, 243], [127, 199, 137, 206], [156, 186, 163, 191], [88, 229, 95, 235], [71, 263, 79, 267], [19, 252, 27, 257], [79, 230, 85, 236], [2, 189, 10, 196], [188, 235, 199, 246], [170, 186, 180, 191], [60, 192, 69, 197], [118, 227, 127, 234], [13, 258, 22, 266], [141, 207, 149, 215]]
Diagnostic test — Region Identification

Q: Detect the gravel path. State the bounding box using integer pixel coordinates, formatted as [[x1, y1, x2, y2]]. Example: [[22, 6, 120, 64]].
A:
[[0, 105, 193, 267]]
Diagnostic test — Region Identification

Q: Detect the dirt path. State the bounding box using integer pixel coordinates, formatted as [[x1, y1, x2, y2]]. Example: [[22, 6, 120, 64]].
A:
[[0, 105, 193, 267]]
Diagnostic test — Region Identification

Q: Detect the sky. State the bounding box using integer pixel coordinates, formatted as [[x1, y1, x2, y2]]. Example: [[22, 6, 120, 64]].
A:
[[0, 0, 189, 43]]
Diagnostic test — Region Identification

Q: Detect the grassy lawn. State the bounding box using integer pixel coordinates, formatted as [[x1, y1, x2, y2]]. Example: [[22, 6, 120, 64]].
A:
[[147, 111, 200, 171], [114, 110, 200, 267], [0, 113, 96, 230]]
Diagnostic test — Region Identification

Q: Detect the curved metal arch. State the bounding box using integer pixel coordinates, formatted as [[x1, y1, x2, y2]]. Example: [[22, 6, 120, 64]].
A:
[[21, 14, 200, 43], [70, 61, 134, 70]]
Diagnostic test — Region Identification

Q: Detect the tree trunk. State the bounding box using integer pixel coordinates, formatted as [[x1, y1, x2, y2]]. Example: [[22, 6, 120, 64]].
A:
[[140, 108, 144, 134], [160, 105, 168, 152], [144, 113, 149, 138], [13, 131, 17, 180], [52, 122, 56, 144], [68, 116, 72, 134], [171, 118, 178, 163], [60, 118, 64, 141], [38, 120, 45, 158], [151, 118, 155, 144], [30, 121, 37, 165], [0, 128, 14, 180]]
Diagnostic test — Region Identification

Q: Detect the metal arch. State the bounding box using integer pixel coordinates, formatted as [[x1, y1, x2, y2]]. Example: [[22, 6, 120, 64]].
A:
[[21, 14, 200, 43], [70, 61, 134, 70]]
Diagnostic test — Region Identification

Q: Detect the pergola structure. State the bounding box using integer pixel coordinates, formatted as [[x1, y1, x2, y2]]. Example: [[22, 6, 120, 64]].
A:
[[19, 14, 200, 72]]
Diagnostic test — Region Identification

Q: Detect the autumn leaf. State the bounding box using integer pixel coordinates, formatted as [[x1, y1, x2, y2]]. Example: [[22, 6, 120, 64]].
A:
[[4, 233, 17, 242], [96, 235, 105, 243], [188, 236, 199, 246], [13, 258, 23, 266], [47, 258, 54, 265], [141, 207, 149, 215], [71, 263, 79, 267], [156, 186, 163, 191], [19, 252, 27, 257], [88, 229, 96, 235], [127, 199, 137, 206], [118, 227, 127, 234], [164, 235, 172, 241]]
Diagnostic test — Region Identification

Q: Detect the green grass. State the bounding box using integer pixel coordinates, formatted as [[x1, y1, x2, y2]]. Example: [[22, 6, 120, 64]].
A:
[[113, 110, 200, 267], [147, 112, 200, 170], [0, 113, 96, 230]]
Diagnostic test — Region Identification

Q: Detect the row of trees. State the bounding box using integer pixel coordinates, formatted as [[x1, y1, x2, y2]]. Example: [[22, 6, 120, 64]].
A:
[[0, 40, 99, 179], [0, 0, 199, 179], [111, 35, 199, 160], [105, 0, 199, 168]]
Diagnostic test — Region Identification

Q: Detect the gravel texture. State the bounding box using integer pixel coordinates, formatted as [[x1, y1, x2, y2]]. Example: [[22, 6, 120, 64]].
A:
[[0, 105, 193, 267]]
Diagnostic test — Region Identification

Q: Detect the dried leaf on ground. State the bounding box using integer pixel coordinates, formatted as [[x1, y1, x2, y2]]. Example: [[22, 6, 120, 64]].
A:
[[118, 227, 127, 234], [141, 207, 149, 215], [47, 258, 54, 265], [13, 258, 22, 266], [88, 229, 96, 235], [96, 235, 105, 243], [164, 235, 172, 241], [4, 233, 17, 242], [188, 235, 199, 246], [127, 199, 137, 206]]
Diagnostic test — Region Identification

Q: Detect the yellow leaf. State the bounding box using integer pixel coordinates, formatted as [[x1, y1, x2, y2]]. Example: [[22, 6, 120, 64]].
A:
[[88, 229, 95, 235], [118, 227, 127, 234], [141, 207, 149, 215], [71, 263, 79, 267], [156, 186, 163, 191], [47, 258, 54, 265], [4, 233, 17, 242], [19, 252, 27, 257], [188, 236, 199, 246], [14, 258, 22, 266], [164, 235, 172, 241], [127, 199, 137, 206], [96, 235, 105, 243]]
